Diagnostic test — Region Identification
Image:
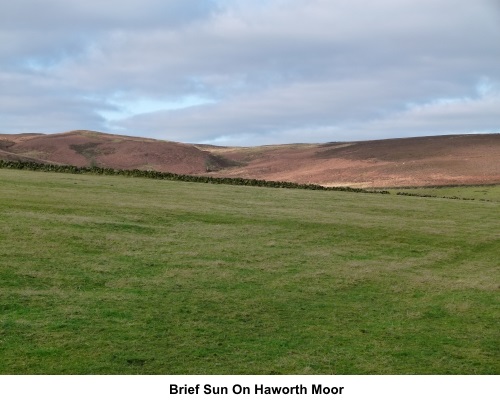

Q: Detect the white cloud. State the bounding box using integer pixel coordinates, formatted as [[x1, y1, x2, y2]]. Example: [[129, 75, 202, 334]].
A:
[[1, 0, 499, 143], [338, 87, 500, 140]]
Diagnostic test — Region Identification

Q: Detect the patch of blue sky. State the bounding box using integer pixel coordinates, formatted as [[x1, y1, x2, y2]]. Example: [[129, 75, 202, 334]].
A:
[[99, 95, 215, 121], [21, 57, 58, 72], [476, 77, 498, 96]]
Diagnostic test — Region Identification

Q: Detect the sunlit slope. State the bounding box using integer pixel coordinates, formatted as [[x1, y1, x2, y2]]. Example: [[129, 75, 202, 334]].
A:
[[1, 132, 499, 187], [201, 134, 500, 187]]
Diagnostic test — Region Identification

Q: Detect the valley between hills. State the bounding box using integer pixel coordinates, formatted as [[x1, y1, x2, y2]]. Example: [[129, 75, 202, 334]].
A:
[[1, 130, 499, 188]]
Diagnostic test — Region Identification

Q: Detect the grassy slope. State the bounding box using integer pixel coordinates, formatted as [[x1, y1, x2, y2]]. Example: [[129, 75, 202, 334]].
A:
[[387, 185, 500, 202], [0, 169, 498, 374]]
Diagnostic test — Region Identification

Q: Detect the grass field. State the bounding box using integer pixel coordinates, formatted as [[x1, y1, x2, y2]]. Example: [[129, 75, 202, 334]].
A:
[[388, 185, 500, 202], [0, 169, 499, 374]]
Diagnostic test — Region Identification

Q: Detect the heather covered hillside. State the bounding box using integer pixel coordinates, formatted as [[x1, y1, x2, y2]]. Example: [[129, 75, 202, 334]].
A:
[[1, 132, 499, 187]]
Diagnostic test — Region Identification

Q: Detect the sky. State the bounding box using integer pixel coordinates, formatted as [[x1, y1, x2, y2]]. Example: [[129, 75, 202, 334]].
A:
[[1, 0, 499, 146]]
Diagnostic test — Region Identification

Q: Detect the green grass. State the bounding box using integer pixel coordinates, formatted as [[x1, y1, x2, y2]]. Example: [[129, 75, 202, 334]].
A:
[[0, 169, 499, 374], [388, 185, 500, 202]]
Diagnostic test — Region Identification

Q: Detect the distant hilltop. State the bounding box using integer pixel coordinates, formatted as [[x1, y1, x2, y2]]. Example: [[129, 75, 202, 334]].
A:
[[1, 130, 499, 188]]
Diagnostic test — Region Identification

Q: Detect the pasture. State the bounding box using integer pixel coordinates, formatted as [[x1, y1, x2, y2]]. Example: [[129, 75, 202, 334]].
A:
[[0, 169, 498, 374], [388, 185, 500, 202]]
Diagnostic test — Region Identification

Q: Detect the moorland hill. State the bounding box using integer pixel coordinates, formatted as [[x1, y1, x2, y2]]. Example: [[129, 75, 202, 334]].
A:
[[1, 131, 499, 187]]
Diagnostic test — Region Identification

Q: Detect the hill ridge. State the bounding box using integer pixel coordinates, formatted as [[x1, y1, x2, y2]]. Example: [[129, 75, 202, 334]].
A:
[[0, 131, 499, 187]]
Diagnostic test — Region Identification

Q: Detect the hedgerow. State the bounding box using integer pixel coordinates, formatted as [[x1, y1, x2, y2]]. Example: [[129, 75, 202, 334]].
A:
[[0, 159, 389, 194], [395, 191, 491, 201]]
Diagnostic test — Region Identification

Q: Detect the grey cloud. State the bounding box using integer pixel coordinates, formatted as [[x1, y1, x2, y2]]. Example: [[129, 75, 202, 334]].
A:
[[114, 77, 500, 145], [0, 0, 216, 30], [1, 0, 499, 144], [0, 0, 217, 66], [0, 70, 109, 133], [58, 0, 498, 96], [343, 94, 500, 140]]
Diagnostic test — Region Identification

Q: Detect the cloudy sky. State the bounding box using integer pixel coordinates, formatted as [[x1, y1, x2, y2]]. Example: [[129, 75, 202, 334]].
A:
[[1, 0, 499, 145]]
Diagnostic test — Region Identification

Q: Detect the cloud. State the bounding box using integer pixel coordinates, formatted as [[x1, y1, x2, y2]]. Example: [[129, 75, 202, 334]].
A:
[[1, 0, 499, 144], [354, 85, 500, 138], [113, 77, 500, 145], [0, 69, 109, 133]]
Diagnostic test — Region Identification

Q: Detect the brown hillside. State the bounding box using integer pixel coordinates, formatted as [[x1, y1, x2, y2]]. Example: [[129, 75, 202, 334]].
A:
[[199, 134, 500, 188], [0, 130, 231, 174], [1, 131, 499, 187]]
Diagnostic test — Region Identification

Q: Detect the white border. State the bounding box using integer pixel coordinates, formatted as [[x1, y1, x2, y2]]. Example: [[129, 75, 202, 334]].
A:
[[1, 375, 498, 405]]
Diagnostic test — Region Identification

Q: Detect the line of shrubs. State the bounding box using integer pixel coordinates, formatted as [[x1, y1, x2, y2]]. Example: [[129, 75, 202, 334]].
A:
[[0, 159, 389, 194], [390, 183, 499, 190], [395, 191, 491, 202]]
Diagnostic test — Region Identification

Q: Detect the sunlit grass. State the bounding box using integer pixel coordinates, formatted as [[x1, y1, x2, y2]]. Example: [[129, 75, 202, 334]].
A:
[[387, 185, 500, 202], [1, 169, 499, 374]]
